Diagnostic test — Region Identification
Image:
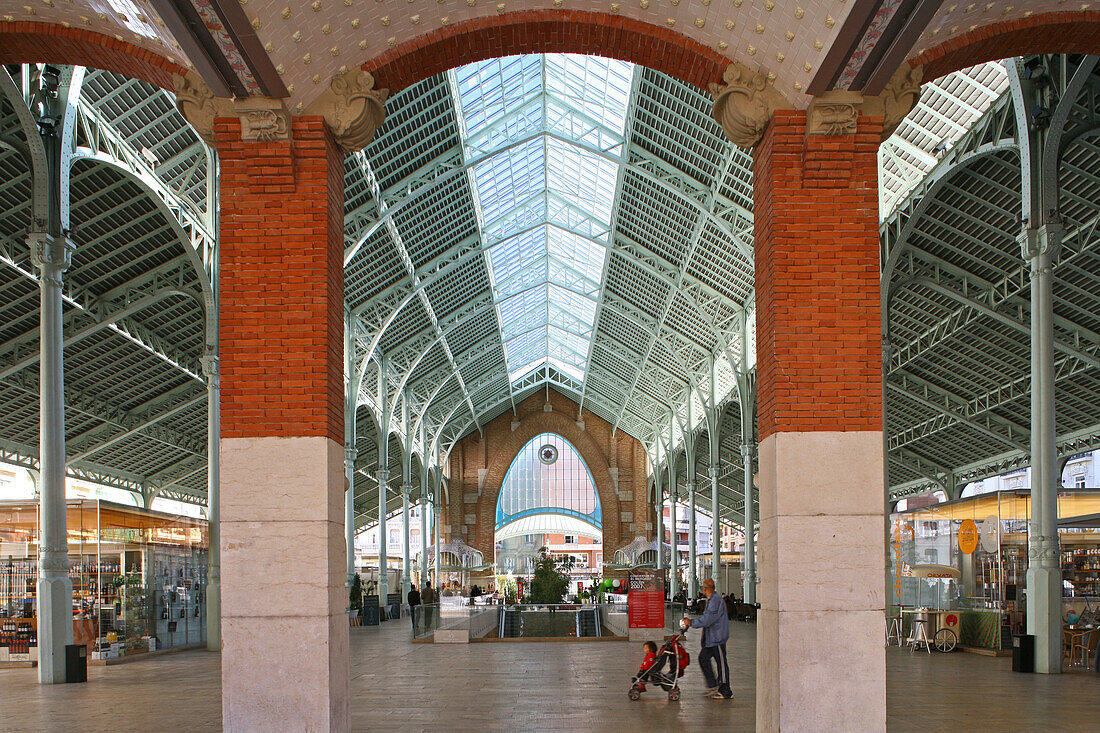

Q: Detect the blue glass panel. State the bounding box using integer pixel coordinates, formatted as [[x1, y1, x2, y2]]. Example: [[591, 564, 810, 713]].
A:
[[495, 433, 602, 530]]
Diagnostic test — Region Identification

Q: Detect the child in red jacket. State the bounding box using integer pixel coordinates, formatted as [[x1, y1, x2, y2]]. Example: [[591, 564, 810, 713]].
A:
[[632, 640, 659, 692]]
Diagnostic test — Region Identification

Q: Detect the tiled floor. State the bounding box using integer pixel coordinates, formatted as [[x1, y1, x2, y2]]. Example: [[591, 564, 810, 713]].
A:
[[2, 621, 1097, 732]]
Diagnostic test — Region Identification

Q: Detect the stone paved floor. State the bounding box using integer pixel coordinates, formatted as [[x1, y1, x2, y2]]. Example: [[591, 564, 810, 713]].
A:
[[2, 621, 1097, 731]]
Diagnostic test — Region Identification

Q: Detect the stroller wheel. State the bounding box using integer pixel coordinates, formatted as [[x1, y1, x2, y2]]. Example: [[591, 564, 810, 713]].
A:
[[629, 690, 641, 701], [668, 691, 680, 702]]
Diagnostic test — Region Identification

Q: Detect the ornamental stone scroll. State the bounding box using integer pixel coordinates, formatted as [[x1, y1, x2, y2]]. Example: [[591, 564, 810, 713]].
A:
[[708, 62, 792, 149], [173, 68, 388, 152], [304, 68, 389, 153], [173, 71, 233, 146], [709, 62, 925, 147]]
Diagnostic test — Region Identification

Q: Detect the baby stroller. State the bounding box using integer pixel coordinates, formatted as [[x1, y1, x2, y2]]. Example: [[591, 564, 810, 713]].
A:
[[629, 633, 691, 702]]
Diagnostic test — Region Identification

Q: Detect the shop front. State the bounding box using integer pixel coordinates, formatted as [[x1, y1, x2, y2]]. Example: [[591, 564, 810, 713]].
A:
[[0, 499, 207, 664], [889, 489, 1100, 653]]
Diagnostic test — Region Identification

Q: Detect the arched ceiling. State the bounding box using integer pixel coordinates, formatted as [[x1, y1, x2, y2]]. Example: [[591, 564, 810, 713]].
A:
[[348, 54, 754, 459], [0, 51, 1097, 534], [1, 1, 1076, 108]]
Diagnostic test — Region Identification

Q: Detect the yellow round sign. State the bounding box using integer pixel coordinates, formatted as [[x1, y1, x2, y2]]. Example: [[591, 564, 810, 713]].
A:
[[958, 519, 979, 555]]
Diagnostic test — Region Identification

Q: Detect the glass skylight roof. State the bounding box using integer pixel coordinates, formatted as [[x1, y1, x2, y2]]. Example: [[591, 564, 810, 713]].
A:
[[879, 61, 1009, 218], [453, 54, 634, 385]]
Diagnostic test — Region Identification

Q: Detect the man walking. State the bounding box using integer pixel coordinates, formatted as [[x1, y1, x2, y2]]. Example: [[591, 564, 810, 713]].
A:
[[682, 578, 733, 700]]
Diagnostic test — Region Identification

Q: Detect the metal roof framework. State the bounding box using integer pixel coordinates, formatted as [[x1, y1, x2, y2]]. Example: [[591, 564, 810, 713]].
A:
[[1, 55, 1097, 533], [0, 65, 214, 506]]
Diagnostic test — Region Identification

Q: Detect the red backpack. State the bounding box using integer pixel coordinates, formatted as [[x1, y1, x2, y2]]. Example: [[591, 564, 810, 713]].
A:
[[674, 641, 690, 677]]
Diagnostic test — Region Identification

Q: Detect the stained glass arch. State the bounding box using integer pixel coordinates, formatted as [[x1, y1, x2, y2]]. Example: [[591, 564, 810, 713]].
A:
[[495, 432, 602, 536]]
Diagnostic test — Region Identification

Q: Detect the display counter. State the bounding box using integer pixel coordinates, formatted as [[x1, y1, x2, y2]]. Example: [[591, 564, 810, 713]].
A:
[[958, 608, 1003, 650], [0, 617, 98, 662]]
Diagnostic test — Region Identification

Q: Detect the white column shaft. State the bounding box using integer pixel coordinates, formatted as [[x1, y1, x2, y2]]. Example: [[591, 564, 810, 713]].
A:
[[1026, 244, 1062, 674], [36, 250, 73, 684], [204, 360, 221, 651], [687, 482, 697, 596]]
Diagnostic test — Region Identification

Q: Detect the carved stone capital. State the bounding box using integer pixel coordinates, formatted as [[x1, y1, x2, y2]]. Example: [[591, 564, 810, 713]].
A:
[[175, 72, 292, 146], [806, 90, 862, 136], [27, 233, 75, 284], [304, 68, 389, 153], [38, 545, 71, 574], [861, 64, 924, 140], [709, 62, 792, 148], [806, 66, 922, 142], [201, 353, 219, 378], [235, 98, 291, 142], [1028, 533, 1062, 567]]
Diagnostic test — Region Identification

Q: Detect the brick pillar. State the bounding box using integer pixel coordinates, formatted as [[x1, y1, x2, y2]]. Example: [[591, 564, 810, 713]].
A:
[[216, 117, 349, 732], [752, 111, 886, 732]]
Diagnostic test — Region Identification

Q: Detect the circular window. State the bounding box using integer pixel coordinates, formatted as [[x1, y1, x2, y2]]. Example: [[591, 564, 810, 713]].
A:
[[538, 444, 558, 465]]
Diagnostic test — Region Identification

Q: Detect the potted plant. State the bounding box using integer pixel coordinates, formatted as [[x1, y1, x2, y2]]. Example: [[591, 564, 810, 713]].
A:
[[349, 573, 363, 621]]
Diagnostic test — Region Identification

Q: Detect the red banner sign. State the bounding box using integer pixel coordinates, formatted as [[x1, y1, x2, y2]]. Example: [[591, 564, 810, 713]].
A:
[[628, 569, 664, 629]]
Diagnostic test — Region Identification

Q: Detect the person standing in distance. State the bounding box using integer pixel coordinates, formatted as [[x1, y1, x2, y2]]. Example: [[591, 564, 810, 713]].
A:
[[682, 578, 733, 700], [420, 581, 436, 634], [407, 583, 422, 631]]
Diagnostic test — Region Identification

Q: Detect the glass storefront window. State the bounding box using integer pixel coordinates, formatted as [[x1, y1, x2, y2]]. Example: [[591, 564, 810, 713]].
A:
[[0, 499, 207, 659], [890, 489, 1100, 649]]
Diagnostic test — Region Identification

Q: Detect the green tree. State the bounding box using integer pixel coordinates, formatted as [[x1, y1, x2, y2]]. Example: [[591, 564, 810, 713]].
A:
[[529, 547, 569, 604], [349, 573, 363, 611]]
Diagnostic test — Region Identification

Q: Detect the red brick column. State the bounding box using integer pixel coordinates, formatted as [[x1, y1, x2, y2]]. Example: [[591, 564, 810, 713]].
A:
[[752, 111, 887, 731], [217, 117, 344, 440], [753, 111, 883, 439], [215, 117, 349, 732]]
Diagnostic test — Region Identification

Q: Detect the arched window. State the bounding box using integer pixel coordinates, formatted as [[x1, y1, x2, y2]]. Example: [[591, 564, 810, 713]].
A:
[[495, 433, 601, 533]]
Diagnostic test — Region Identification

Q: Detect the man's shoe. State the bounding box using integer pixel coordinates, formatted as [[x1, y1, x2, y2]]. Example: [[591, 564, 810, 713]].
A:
[[701, 687, 718, 697], [709, 692, 733, 700]]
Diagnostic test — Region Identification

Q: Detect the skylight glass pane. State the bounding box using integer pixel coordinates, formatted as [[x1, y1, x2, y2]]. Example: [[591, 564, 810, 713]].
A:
[[488, 226, 546, 294], [485, 196, 549, 243], [454, 54, 633, 390], [545, 54, 632, 135], [456, 55, 541, 139], [547, 284, 596, 332], [498, 285, 547, 339], [547, 226, 606, 286], [546, 138, 617, 223], [472, 137, 544, 225]]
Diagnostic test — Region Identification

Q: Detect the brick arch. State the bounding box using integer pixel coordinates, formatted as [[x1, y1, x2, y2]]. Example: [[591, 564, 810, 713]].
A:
[[0, 22, 186, 91], [909, 11, 1100, 83], [363, 10, 729, 93], [475, 409, 624, 560]]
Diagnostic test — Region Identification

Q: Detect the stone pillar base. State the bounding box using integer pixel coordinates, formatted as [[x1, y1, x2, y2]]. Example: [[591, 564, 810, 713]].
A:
[[1027, 563, 1064, 673], [35, 573, 73, 684], [756, 431, 885, 733], [221, 436, 349, 732]]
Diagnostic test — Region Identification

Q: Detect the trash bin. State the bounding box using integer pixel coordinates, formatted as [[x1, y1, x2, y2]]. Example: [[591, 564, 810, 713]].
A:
[[65, 644, 87, 683], [1012, 634, 1034, 673]]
